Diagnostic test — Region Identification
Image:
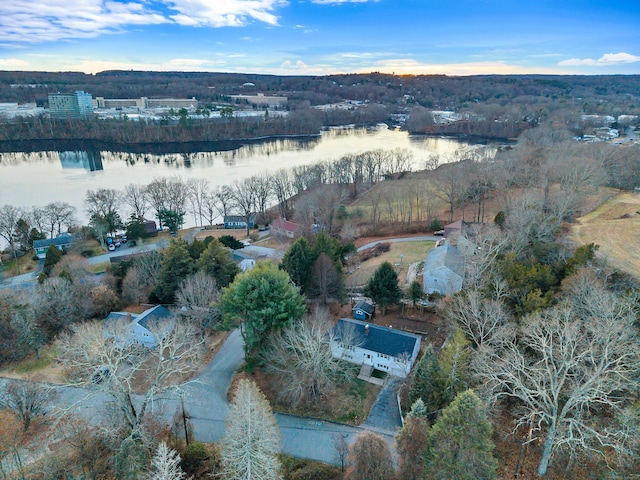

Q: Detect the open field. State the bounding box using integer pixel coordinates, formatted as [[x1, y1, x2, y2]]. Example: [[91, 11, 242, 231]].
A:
[[349, 240, 435, 288], [571, 192, 640, 278]]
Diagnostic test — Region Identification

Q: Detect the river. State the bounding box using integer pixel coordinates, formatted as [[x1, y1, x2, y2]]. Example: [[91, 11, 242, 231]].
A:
[[0, 124, 488, 227]]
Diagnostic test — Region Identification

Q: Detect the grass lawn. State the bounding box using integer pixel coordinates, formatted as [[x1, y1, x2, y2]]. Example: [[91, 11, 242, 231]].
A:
[[0, 252, 39, 277], [350, 240, 435, 288], [86, 261, 110, 273]]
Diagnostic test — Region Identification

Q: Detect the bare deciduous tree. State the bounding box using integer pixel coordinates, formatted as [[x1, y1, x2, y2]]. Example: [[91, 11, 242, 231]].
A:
[[122, 266, 150, 305], [445, 290, 513, 351], [186, 178, 209, 227], [175, 271, 220, 330], [221, 379, 282, 480], [229, 178, 257, 237], [261, 310, 353, 407], [0, 204, 23, 260], [123, 183, 148, 218], [347, 431, 395, 480], [478, 279, 640, 476], [0, 379, 55, 432], [146, 442, 188, 480], [42, 201, 76, 239], [56, 319, 206, 444]]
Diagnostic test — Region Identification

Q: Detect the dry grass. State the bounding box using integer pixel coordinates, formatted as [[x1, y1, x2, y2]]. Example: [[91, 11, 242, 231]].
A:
[[571, 192, 640, 278], [350, 240, 435, 288]]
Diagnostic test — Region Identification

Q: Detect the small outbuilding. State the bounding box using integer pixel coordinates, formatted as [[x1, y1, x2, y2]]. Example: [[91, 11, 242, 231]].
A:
[[352, 300, 375, 321]]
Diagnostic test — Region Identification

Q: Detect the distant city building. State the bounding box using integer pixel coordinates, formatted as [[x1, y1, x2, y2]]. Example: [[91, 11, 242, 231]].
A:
[[48, 91, 94, 119], [94, 96, 198, 109], [228, 93, 287, 108]]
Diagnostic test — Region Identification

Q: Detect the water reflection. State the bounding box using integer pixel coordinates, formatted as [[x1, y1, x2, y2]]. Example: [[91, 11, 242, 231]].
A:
[[59, 151, 104, 171], [0, 125, 496, 224]]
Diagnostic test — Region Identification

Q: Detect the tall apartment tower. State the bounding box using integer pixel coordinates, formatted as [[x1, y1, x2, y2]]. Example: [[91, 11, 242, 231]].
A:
[[48, 90, 94, 119]]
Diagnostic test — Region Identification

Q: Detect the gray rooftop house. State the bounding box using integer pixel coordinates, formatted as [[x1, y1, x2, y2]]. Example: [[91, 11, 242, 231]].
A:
[[330, 318, 421, 378], [105, 305, 172, 348], [423, 242, 465, 296], [33, 233, 76, 259]]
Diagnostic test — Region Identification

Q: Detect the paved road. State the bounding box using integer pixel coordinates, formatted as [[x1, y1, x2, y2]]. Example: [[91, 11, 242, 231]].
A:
[[0, 329, 396, 465]]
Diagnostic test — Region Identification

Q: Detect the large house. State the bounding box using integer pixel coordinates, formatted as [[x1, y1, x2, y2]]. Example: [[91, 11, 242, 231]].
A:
[[330, 318, 421, 378], [224, 214, 256, 229], [33, 233, 77, 259], [104, 305, 172, 348], [423, 242, 465, 296]]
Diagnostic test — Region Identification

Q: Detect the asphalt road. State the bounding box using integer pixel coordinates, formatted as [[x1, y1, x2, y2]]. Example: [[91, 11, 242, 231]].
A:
[[0, 328, 396, 465]]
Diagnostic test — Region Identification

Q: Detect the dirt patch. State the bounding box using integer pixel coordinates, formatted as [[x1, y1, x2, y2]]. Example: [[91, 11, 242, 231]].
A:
[[571, 192, 640, 278]]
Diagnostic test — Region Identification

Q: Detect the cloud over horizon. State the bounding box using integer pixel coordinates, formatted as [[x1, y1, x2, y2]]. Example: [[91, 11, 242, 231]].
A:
[[0, 0, 286, 44], [559, 52, 640, 66]]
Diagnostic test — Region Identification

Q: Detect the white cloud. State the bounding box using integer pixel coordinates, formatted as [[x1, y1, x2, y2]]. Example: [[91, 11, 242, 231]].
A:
[[558, 52, 640, 66], [311, 0, 370, 4], [0, 58, 30, 68], [168, 0, 287, 28], [0, 0, 287, 44]]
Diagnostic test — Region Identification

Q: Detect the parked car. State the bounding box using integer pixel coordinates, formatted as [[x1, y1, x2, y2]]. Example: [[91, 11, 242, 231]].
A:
[[434, 229, 445, 236], [92, 367, 110, 384], [115, 241, 121, 247], [108, 244, 115, 251]]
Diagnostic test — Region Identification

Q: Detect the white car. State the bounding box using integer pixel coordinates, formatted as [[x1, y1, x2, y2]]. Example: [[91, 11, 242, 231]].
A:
[[108, 243, 115, 251]]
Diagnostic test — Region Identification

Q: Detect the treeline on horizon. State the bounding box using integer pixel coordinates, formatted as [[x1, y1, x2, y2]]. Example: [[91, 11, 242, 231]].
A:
[[0, 71, 639, 146]]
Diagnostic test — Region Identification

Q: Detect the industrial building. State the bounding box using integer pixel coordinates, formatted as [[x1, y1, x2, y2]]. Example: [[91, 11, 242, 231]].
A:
[[48, 91, 94, 119]]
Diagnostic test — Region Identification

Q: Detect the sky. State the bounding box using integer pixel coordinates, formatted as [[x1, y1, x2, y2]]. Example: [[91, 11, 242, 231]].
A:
[[0, 0, 639, 76]]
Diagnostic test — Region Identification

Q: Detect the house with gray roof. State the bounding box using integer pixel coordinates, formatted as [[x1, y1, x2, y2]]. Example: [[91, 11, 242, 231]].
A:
[[423, 242, 465, 296], [33, 233, 76, 259], [105, 305, 172, 348], [330, 318, 421, 378]]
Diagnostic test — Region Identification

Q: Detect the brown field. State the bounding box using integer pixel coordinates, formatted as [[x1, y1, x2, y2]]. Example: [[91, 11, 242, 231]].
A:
[[349, 240, 435, 288], [571, 192, 640, 278]]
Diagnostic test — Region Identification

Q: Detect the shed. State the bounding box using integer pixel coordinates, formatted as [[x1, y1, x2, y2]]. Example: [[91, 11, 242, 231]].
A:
[[352, 300, 375, 321]]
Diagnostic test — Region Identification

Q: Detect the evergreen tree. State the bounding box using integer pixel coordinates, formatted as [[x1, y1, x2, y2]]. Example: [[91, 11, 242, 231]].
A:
[[221, 379, 282, 480], [43, 244, 62, 275], [424, 390, 497, 480], [364, 261, 401, 315], [218, 261, 306, 356], [280, 236, 314, 293], [197, 238, 240, 288], [409, 345, 444, 421], [153, 240, 194, 303], [146, 442, 187, 480], [438, 328, 471, 406]]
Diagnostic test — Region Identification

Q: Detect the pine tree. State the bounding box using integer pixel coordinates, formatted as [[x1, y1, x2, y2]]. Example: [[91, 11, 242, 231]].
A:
[[364, 261, 401, 315], [408, 345, 444, 421], [280, 236, 314, 293], [424, 389, 497, 480], [437, 328, 471, 406], [43, 244, 62, 275], [219, 261, 306, 356], [196, 238, 240, 288], [221, 379, 282, 480], [153, 240, 194, 303]]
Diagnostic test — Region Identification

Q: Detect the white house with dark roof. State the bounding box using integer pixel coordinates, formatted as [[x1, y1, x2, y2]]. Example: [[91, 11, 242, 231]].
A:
[[330, 318, 421, 378], [104, 305, 172, 348]]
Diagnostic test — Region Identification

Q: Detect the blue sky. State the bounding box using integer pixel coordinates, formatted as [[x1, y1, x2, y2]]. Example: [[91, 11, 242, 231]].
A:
[[0, 0, 639, 75]]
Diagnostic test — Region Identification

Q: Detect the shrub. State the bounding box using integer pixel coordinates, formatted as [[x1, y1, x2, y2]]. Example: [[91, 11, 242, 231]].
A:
[[430, 219, 443, 231]]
